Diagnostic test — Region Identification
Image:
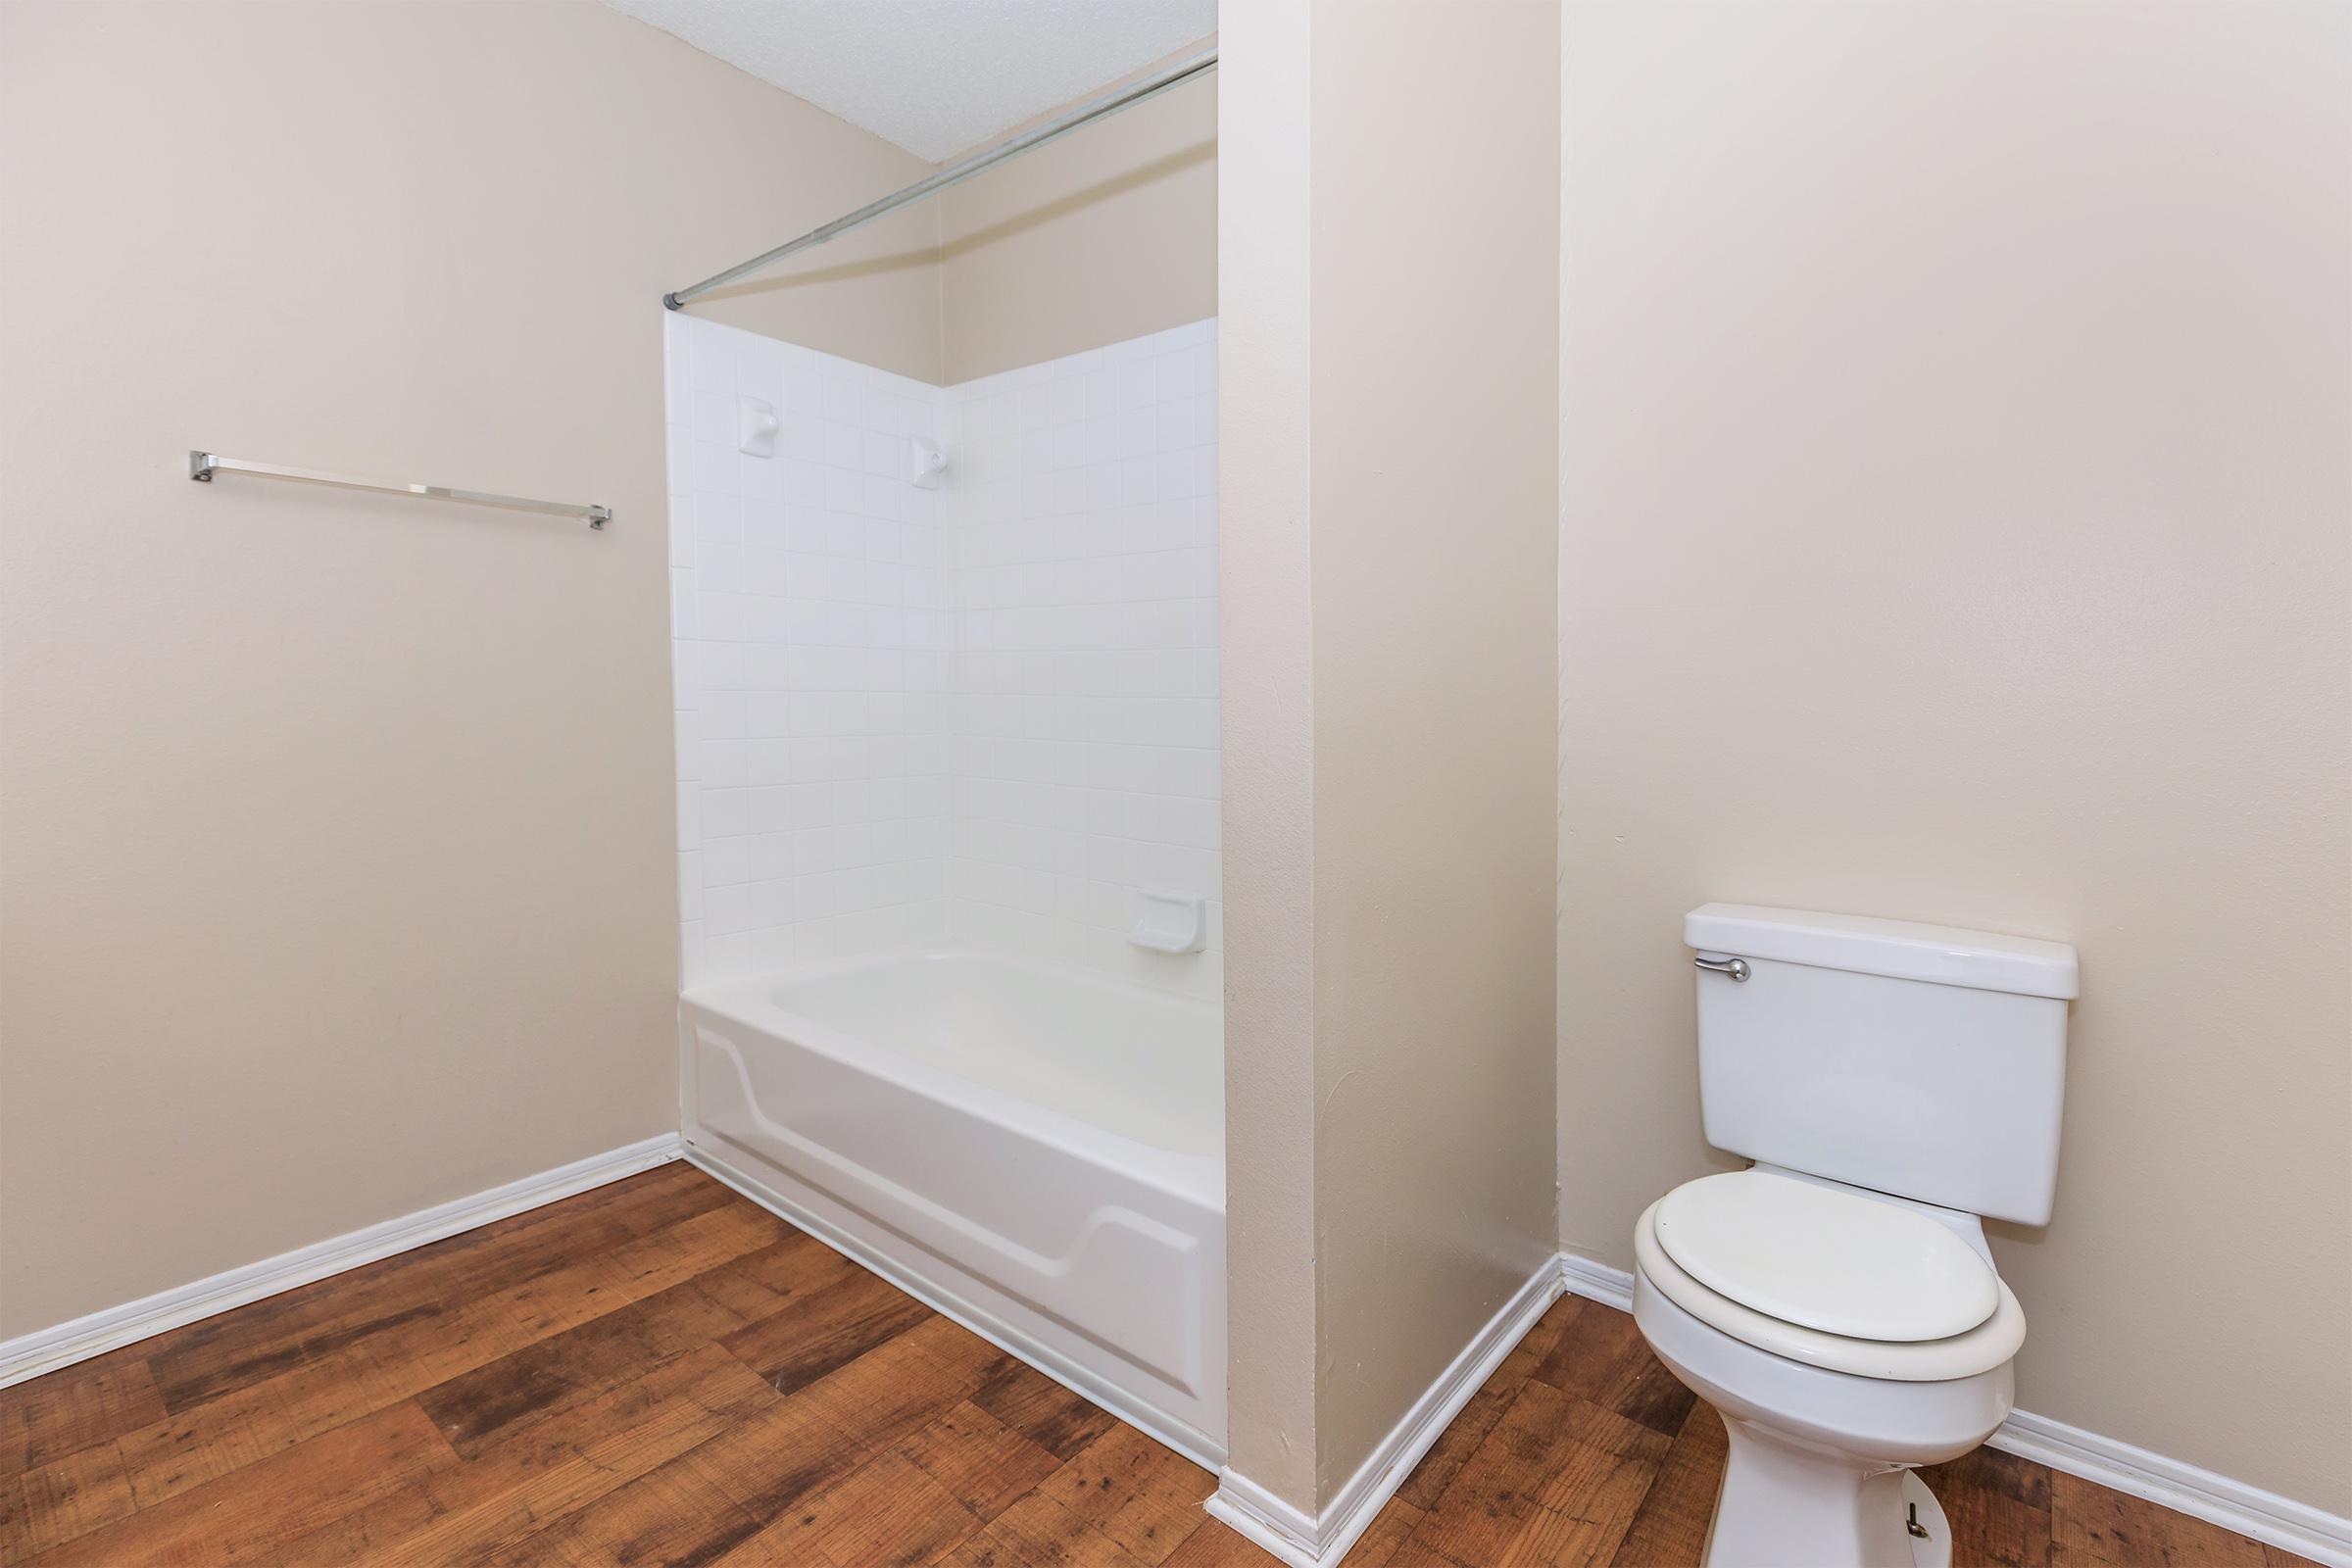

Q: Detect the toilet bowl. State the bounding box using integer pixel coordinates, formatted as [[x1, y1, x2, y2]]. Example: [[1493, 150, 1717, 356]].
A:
[[1642, 905, 2078, 1568], [1632, 1179, 2021, 1568]]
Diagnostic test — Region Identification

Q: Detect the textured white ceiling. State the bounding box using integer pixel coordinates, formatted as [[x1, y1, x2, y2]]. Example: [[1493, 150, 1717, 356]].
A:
[[605, 0, 1216, 162]]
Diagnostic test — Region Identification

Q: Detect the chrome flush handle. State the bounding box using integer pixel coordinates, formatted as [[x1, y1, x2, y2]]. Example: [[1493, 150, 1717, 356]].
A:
[[1694, 954, 1750, 982]]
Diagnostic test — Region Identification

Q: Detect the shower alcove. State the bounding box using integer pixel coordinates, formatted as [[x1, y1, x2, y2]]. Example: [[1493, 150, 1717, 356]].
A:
[[664, 312, 1226, 1464]]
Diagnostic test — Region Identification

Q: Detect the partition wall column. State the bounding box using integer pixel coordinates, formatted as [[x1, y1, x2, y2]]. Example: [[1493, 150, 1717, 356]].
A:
[[1216, 0, 1563, 1547]]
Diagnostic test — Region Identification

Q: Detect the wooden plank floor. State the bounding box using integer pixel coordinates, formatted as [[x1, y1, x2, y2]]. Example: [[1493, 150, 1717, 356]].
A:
[[0, 1163, 2316, 1567]]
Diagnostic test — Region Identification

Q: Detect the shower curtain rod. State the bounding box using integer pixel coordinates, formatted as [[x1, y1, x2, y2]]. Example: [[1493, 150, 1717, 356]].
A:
[[663, 45, 1217, 312]]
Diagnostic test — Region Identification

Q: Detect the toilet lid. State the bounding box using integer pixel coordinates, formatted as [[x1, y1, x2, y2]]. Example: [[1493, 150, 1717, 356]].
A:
[[1652, 1171, 2001, 1343]]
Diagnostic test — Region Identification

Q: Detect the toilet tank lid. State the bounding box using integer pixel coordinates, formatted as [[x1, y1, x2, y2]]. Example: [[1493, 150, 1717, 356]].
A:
[[1685, 904, 2079, 1000]]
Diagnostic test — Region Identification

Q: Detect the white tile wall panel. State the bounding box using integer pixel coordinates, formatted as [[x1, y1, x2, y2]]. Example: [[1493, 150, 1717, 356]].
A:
[[940, 320, 1221, 998], [665, 314, 950, 986], [665, 314, 1219, 998]]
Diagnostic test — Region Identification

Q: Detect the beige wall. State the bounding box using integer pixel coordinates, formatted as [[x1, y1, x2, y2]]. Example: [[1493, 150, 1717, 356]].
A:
[[0, 0, 941, 1339], [1218, 0, 1322, 1511], [1310, 0, 1561, 1503], [1222, 0, 1560, 1515], [940, 62, 1216, 385], [1557, 0, 2352, 1516]]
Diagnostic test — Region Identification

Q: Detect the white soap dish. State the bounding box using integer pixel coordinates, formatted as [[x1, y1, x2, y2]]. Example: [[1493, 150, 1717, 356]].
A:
[[1128, 890, 1207, 955]]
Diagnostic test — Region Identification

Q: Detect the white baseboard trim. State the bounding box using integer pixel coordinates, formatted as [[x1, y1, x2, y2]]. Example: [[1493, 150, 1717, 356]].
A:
[[0, 1132, 685, 1392], [1556, 1249, 1634, 1311], [1554, 1250, 2352, 1568], [1206, 1470, 1324, 1568], [1989, 1410, 2352, 1568], [1209, 1257, 1562, 1568]]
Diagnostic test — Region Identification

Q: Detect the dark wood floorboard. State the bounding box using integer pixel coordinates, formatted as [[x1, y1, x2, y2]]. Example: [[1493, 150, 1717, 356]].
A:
[[0, 1164, 2318, 1567]]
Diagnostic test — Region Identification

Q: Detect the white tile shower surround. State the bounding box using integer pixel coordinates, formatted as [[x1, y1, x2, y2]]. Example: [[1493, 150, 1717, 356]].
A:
[[664, 315, 1221, 997], [940, 322, 1220, 993]]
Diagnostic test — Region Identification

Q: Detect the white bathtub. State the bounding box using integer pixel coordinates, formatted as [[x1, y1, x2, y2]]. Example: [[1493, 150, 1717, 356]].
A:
[[681, 948, 1226, 1463]]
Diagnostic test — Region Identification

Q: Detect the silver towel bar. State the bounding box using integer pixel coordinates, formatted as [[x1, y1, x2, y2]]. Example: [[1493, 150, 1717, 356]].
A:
[[187, 451, 610, 529]]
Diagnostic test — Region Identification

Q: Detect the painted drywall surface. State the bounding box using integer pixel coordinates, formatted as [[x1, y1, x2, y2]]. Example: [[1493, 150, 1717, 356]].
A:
[[1308, 0, 1563, 1502], [602, 0, 1216, 163], [1217, 0, 1321, 1513], [1557, 1, 2352, 1516], [1220, 0, 1563, 1514], [0, 0, 941, 1339], [940, 68, 1217, 385]]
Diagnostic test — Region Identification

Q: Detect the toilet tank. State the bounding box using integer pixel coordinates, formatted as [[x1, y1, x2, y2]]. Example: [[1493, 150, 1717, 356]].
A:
[[1686, 904, 2078, 1226]]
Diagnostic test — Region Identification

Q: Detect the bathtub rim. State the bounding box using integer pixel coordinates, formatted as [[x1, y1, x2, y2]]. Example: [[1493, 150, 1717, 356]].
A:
[[681, 944, 1224, 1212]]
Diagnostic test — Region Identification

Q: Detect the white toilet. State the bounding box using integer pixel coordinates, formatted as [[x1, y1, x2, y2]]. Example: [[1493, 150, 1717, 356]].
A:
[[1634, 904, 2078, 1568]]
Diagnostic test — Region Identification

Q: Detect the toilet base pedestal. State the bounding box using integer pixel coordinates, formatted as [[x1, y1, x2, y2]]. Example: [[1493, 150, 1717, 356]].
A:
[[1700, 1417, 1955, 1568], [1900, 1471, 1953, 1568]]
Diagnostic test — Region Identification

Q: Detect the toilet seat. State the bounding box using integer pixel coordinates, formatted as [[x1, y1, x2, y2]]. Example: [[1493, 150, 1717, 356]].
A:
[[1637, 1198, 2026, 1383], [1654, 1169, 2000, 1341]]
